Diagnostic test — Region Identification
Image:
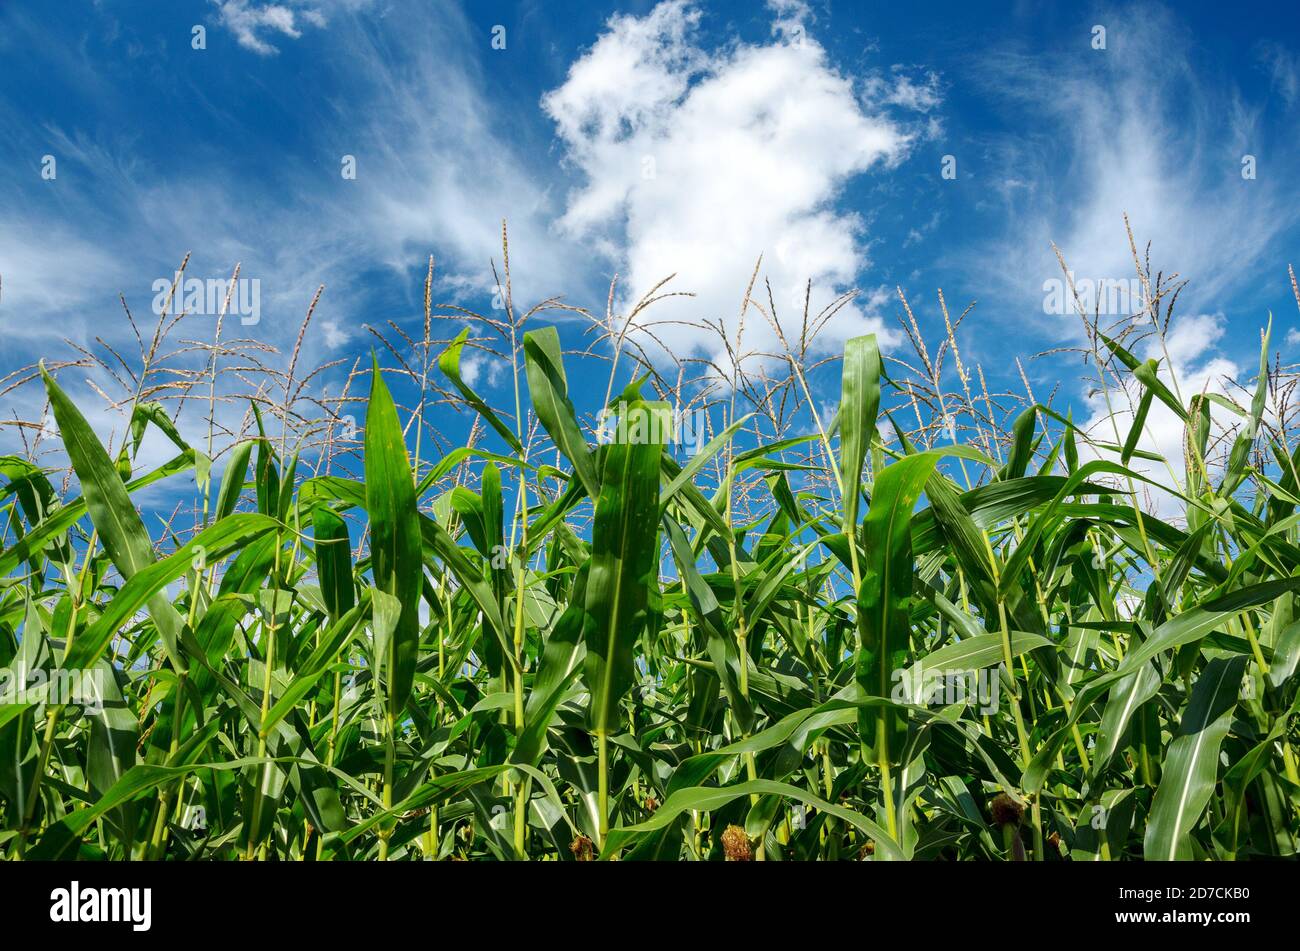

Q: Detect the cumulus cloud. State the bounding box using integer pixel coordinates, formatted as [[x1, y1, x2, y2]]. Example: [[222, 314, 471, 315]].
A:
[[542, 0, 925, 371]]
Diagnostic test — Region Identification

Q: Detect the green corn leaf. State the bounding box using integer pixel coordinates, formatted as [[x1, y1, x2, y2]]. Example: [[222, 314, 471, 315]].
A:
[[664, 518, 754, 732], [63, 513, 280, 670], [363, 356, 424, 719], [0, 450, 195, 578], [313, 506, 355, 619], [1121, 384, 1155, 464], [511, 563, 591, 767], [1003, 406, 1036, 480], [1144, 655, 1248, 859], [438, 328, 524, 454], [524, 326, 600, 500], [838, 334, 881, 539], [583, 401, 665, 735], [40, 364, 188, 673], [604, 778, 901, 860], [857, 452, 939, 765]]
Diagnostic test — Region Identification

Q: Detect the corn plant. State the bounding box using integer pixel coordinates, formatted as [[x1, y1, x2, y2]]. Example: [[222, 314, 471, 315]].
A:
[[2, 244, 1299, 861]]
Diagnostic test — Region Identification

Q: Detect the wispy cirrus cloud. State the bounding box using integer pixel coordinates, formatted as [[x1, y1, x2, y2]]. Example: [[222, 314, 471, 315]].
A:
[[946, 4, 1298, 516], [1256, 39, 1300, 106], [0, 0, 593, 474], [972, 5, 1298, 335]]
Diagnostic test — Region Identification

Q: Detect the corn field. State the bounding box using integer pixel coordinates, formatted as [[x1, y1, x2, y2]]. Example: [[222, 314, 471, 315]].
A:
[[2, 242, 1300, 862]]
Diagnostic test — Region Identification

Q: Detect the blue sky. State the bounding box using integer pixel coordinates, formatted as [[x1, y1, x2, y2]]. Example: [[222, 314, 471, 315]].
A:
[[2, 0, 1299, 503]]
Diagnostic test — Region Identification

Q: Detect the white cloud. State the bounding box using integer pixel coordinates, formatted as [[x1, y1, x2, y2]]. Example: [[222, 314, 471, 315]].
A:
[[766, 0, 813, 34], [213, 1, 306, 55], [543, 0, 922, 372], [321, 319, 349, 348], [211, 0, 368, 53], [863, 68, 943, 113], [460, 353, 483, 387]]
